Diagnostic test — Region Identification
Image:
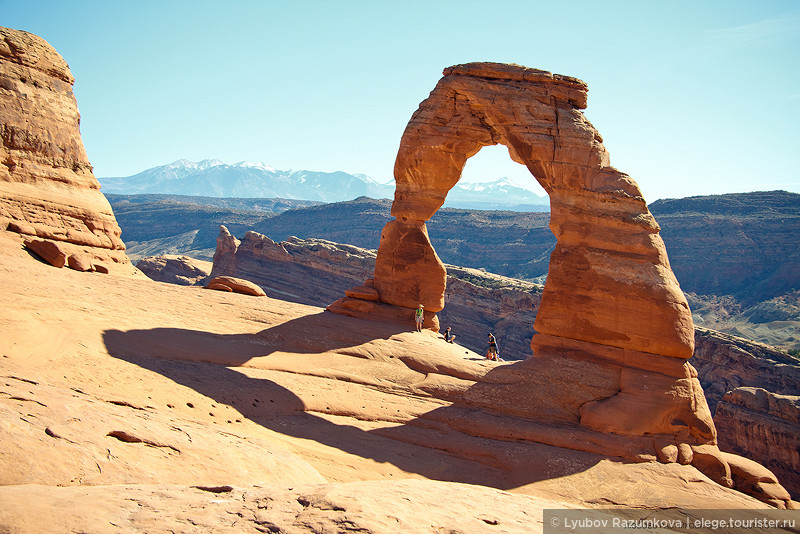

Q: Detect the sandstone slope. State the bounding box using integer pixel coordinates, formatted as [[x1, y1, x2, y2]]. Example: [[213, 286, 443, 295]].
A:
[[1, 229, 789, 532]]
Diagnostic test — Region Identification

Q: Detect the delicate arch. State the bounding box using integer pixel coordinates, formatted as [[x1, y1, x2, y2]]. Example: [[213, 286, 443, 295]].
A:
[[367, 62, 693, 359], [328, 62, 729, 477]]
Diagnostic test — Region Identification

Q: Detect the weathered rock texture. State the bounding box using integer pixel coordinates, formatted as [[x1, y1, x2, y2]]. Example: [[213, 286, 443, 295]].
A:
[[200, 222, 798, 505], [320, 62, 800, 505], [715, 388, 800, 500], [331, 62, 714, 459], [0, 27, 134, 274], [211, 226, 377, 306], [693, 329, 800, 412], [1, 205, 796, 519], [335, 62, 693, 355], [136, 254, 211, 285]]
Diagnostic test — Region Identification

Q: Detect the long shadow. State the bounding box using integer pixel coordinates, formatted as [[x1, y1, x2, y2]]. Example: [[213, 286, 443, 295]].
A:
[[103, 319, 606, 490], [104, 311, 409, 366]]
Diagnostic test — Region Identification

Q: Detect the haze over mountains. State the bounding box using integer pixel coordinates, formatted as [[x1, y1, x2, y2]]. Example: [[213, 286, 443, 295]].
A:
[[99, 159, 550, 211]]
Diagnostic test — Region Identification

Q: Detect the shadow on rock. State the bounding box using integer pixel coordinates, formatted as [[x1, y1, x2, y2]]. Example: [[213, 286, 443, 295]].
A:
[[103, 324, 607, 491], [103, 311, 408, 365]]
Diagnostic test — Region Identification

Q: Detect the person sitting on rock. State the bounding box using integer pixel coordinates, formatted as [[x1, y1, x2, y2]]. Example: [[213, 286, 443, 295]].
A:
[[415, 304, 424, 332], [486, 333, 499, 361], [443, 326, 456, 343]]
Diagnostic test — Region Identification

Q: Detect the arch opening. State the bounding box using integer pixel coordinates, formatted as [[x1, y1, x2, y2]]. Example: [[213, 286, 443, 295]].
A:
[[454, 144, 547, 203]]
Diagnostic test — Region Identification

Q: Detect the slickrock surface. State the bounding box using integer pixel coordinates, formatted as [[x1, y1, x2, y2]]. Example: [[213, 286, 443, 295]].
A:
[[1, 228, 789, 532], [192, 227, 800, 500], [0, 481, 576, 534], [0, 27, 137, 276], [206, 275, 267, 296]]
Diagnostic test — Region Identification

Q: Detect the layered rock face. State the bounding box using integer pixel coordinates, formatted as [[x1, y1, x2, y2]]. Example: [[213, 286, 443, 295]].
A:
[[0, 27, 134, 273], [327, 61, 759, 496], [714, 388, 800, 501], [210, 226, 377, 307], [693, 329, 800, 413], [693, 329, 800, 499]]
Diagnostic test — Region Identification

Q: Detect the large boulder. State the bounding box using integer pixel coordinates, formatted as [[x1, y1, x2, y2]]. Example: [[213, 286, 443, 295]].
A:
[[205, 276, 266, 297]]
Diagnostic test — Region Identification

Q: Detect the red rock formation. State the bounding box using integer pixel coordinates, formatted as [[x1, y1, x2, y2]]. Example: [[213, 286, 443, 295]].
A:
[[202, 226, 540, 353], [137, 255, 211, 286], [211, 226, 377, 307], [715, 388, 800, 499], [0, 27, 135, 274], [205, 276, 266, 297], [693, 328, 800, 412], [721, 451, 795, 509], [335, 62, 692, 352], [691, 329, 800, 499], [327, 62, 794, 505]]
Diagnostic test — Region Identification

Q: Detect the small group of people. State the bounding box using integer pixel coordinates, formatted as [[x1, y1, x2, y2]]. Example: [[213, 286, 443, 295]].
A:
[[415, 304, 500, 361]]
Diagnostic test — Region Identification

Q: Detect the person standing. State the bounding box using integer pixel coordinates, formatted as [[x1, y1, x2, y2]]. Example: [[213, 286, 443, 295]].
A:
[[486, 333, 499, 361], [415, 304, 424, 332]]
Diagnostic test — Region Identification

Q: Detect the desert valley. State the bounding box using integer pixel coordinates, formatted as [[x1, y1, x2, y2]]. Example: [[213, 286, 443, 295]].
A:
[[1, 25, 799, 534]]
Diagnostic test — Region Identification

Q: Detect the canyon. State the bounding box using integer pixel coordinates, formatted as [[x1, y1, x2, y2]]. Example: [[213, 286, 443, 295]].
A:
[[108, 191, 800, 352]]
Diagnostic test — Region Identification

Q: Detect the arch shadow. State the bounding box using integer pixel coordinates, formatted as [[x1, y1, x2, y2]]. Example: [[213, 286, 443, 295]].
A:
[[102, 321, 610, 491]]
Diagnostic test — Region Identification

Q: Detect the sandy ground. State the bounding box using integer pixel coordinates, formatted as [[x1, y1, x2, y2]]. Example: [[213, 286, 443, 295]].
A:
[[0, 230, 780, 533]]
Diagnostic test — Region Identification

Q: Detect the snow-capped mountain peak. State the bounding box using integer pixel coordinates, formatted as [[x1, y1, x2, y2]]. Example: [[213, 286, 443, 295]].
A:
[[98, 159, 549, 210], [233, 161, 277, 173]]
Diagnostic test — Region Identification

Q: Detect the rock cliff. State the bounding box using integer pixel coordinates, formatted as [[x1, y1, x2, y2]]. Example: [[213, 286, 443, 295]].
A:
[[0, 27, 135, 274], [693, 329, 800, 498], [650, 191, 800, 304], [209, 226, 376, 307], [714, 388, 800, 501], [136, 255, 211, 285]]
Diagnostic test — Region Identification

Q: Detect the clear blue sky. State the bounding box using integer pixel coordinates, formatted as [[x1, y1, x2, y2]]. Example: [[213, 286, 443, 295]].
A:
[[3, 0, 799, 201]]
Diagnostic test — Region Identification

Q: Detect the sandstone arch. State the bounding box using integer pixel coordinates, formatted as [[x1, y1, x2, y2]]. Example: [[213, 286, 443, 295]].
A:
[[329, 62, 715, 447], [334, 62, 693, 358]]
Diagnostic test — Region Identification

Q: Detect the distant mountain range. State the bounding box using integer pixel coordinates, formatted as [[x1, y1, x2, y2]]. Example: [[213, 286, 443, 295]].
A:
[[98, 159, 550, 211]]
